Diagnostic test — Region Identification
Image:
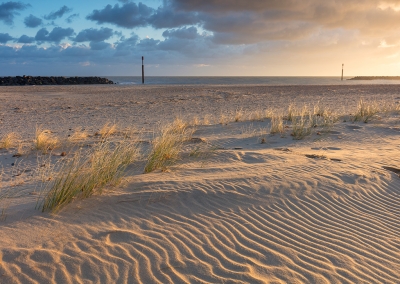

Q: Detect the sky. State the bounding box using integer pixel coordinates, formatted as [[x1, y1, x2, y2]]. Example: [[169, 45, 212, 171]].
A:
[[1, 0, 400, 76]]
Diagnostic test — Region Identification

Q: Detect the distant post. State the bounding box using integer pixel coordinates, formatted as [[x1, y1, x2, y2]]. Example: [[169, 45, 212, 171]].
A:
[[341, 64, 344, 81], [142, 56, 144, 84]]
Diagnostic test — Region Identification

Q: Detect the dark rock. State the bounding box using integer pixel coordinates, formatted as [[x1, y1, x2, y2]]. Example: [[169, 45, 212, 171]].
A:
[[0, 76, 114, 86]]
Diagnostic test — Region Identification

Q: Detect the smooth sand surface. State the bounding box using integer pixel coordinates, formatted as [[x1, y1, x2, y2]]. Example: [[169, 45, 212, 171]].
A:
[[0, 85, 399, 283]]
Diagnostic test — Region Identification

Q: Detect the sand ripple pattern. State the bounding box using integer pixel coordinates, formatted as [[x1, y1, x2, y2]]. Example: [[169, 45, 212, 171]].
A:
[[1, 150, 400, 284]]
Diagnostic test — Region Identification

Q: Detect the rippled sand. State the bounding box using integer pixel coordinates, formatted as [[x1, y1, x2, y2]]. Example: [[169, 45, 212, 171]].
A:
[[0, 85, 399, 283]]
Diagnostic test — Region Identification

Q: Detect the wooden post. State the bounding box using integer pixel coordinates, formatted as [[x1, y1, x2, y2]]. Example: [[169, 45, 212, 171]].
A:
[[341, 64, 344, 81], [142, 56, 144, 84]]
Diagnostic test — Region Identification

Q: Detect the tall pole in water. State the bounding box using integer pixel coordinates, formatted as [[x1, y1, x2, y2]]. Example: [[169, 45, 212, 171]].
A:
[[142, 56, 144, 84], [341, 64, 344, 81]]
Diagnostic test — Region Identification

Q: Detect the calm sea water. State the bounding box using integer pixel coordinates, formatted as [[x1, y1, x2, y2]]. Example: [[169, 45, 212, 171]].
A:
[[106, 76, 400, 86]]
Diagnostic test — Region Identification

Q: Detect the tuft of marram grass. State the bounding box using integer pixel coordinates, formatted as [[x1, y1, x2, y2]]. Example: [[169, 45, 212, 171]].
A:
[[191, 116, 200, 126], [39, 139, 139, 212], [68, 128, 88, 142], [144, 119, 193, 173], [0, 132, 19, 149], [219, 113, 228, 125], [270, 115, 285, 135], [287, 103, 296, 121], [234, 108, 244, 122], [353, 98, 380, 123], [291, 108, 313, 140], [99, 122, 117, 139], [34, 127, 60, 153], [249, 109, 264, 121], [203, 114, 211, 125]]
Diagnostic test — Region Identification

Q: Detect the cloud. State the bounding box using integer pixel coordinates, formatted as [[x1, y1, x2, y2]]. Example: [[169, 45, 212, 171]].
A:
[[162, 26, 199, 39], [114, 34, 139, 56], [86, 1, 197, 29], [149, 4, 199, 29], [24, 14, 42, 28], [0, 1, 29, 25], [17, 35, 35, 43], [35, 27, 74, 43], [86, 2, 153, 28], [74, 27, 114, 42], [44, 5, 72, 20], [90, 41, 112, 50], [162, 0, 400, 44], [65, 13, 79, 23], [0, 33, 13, 43]]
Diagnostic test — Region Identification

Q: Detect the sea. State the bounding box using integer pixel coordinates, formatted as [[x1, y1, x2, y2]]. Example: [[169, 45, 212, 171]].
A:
[[106, 76, 400, 86]]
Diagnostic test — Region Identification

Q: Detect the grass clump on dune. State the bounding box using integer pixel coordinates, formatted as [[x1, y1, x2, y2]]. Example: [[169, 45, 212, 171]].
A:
[[39, 139, 139, 212], [98, 122, 117, 139], [353, 99, 379, 123], [34, 127, 60, 154], [144, 119, 193, 173], [234, 108, 244, 122], [270, 115, 285, 135], [68, 128, 88, 142], [0, 132, 19, 149]]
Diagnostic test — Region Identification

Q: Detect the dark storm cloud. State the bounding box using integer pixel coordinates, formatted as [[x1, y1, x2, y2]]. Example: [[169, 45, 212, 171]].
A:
[[0, 1, 29, 25], [86, 2, 153, 28], [65, 13, 79, 23], [35, 27, 74, 43], [17, 34, 35, 43], [74, 27, 114, 42], [0, 32, 13, 43], [44, 5, 72, 20], [24, 14, 42, 28]]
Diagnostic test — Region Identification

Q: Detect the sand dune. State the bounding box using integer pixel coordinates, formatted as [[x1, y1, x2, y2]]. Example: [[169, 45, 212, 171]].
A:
[[0, 85, 399, 283]]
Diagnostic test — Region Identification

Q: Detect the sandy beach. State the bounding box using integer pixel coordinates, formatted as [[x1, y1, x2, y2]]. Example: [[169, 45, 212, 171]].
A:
[[0, 84, 399, 283]]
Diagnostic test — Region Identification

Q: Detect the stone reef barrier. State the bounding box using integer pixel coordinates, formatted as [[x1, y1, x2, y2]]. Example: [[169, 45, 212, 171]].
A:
[[0, 76, 114, 86]]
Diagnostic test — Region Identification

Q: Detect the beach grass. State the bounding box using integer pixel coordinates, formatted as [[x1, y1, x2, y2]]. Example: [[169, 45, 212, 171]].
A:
[[270, 115, 285, 135], [98, 122, 117, 139], [234, 108, 244, 122], [68, 128, 89, 142], [144, 119, 193, 173], [353, 99, 380, 123], [34, 127, 60, 154], [0, 132, 19, 149], [39, 139, 139, 212], [291, 107, 313, 139]]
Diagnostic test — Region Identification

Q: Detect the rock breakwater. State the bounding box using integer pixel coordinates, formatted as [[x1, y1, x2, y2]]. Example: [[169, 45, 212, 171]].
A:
[[348, 76, 400, 80], [0, 76, 114, 86]]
